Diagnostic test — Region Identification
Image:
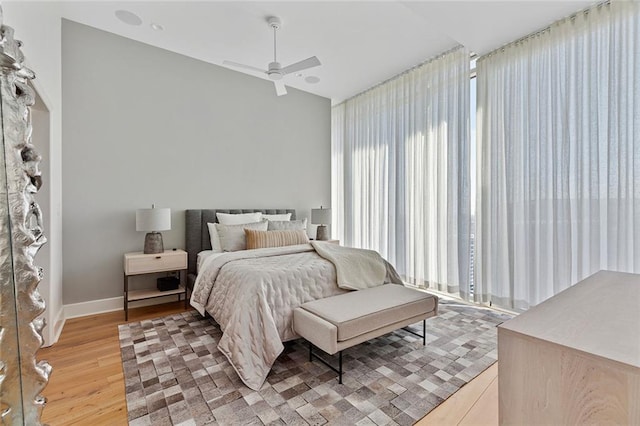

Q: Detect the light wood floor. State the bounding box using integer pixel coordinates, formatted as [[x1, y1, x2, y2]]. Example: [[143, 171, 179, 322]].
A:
[[39, 302, 498, 425]]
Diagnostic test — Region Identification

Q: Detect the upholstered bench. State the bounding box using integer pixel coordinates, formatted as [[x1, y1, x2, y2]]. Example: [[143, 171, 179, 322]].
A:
[[293, 284, 438, 383]]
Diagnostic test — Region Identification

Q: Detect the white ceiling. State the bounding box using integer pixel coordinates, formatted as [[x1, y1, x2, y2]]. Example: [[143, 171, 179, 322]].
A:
[[58, 1, 600, 103]]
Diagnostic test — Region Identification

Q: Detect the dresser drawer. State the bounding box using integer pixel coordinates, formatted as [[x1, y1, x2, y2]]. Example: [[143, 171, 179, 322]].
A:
[[124, 250, 187, 275]]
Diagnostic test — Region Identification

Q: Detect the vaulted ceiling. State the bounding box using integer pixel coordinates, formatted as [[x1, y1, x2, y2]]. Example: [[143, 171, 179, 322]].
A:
[[59, 1, 600, 103]]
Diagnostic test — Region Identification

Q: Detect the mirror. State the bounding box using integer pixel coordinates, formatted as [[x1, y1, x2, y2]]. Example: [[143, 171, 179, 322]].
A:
[[0, 9, 51, 425]]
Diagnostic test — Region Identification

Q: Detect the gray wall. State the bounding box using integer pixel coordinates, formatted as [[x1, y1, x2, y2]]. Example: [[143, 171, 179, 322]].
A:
[[62, 20, 331, 304]]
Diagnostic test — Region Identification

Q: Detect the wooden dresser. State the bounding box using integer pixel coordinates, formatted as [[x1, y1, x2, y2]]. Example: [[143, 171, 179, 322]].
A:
[[498, 270, 640, 425]]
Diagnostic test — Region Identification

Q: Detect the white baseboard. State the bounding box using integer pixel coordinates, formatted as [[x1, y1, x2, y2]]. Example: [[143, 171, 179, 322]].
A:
[[64, 294, 187, 319]]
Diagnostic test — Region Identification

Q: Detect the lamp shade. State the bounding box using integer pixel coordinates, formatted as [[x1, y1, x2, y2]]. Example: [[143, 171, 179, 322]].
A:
[[136, 208, 171, 232], [311, 207, 332, 225]]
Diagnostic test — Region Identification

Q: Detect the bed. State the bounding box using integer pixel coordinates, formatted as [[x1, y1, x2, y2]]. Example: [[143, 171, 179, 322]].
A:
[[185, 209, 298, 288], [185, 209, 400, 390]]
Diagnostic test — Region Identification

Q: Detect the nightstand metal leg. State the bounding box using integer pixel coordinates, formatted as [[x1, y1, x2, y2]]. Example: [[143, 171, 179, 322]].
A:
[[124, 273, 129, 321], [183, 270, 188, 310]]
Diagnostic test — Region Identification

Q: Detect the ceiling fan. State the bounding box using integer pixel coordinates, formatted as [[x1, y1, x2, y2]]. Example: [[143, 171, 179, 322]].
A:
[[223, 16, 321, 96]]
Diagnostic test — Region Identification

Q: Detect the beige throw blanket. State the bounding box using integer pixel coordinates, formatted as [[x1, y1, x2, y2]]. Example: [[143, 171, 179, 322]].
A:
[[311, 241, 402, 289]]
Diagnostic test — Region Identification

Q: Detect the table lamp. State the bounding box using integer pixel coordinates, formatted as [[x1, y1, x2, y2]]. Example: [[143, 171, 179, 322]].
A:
[[311, 206, 331, 241], [136, 205, 171, 254]]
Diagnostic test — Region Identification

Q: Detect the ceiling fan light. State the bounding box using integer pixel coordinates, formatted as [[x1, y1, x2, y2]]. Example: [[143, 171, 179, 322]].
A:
[[268, 72, 283, 81]]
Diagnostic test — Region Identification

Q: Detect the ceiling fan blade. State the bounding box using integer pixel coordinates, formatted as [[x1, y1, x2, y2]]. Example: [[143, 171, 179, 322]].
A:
[[274, 81, 287, 96], [280, 56, 321, 75], [223, 60, 266, 74]]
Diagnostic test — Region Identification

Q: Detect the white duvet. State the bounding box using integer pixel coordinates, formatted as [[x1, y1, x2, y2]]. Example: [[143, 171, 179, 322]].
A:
[[190, 243, 401, 390], [191, 244, 347, 390]]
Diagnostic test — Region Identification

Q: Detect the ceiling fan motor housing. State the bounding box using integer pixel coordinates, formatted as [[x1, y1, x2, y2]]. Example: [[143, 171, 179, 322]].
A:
[[267, 61, 283, 80]]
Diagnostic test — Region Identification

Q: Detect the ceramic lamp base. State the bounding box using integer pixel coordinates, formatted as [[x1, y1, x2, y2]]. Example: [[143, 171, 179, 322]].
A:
[[144, 232, 164, 254], [315, 225, 329, 241]]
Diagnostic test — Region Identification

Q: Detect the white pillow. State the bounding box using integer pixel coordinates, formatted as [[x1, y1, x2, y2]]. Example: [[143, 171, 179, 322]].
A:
[[267, 218, 307, 231], [216, 212, 263, 225], [216, 221, 268, 252], [263, 213, 292, 221], [207, 223, 223, 253]]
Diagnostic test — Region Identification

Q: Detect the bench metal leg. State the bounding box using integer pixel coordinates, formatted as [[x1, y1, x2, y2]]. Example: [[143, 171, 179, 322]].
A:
[[306, 320, 427, 385], [308, 342, 343, 384], [402, 319, 426, 345]]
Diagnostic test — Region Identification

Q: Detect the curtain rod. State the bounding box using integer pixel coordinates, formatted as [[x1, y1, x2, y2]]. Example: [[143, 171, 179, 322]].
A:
[[478, 0, 611, 62], [333, 44, 466, 108]]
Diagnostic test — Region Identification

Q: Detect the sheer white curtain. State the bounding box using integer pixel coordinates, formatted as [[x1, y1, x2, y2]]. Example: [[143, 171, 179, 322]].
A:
[[475, 1, 640, 310], [332, 47, 471, 296]]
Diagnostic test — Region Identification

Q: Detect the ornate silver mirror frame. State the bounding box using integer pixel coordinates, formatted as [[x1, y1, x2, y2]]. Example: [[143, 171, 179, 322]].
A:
[[0, 6, 51, 425]]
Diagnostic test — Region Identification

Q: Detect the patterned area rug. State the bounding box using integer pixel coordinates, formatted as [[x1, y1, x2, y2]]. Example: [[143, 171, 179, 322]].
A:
[[119, 300, 512, 426]]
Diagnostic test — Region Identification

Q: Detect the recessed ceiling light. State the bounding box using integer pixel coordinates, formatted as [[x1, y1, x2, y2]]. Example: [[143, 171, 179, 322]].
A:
[[305, 76, 320, 84], [115, 10, 142, 26], [150, 23, 164, 31]]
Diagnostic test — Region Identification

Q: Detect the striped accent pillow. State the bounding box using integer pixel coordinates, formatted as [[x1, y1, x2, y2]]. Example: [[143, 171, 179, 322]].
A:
[[245, 229, 310, 249]]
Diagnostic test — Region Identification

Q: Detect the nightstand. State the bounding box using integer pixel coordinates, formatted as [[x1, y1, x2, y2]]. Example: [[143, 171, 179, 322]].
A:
[[123, 249, 188, 320], [311, 239, 340, 244]]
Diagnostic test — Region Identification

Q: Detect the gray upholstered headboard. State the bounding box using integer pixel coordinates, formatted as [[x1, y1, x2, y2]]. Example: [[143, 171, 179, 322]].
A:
[[185, 209, 296, 277]]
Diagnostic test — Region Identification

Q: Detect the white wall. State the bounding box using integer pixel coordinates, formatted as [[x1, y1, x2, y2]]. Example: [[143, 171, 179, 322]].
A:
[[62, 20, 331, 305], [3, 2, 64, 346]]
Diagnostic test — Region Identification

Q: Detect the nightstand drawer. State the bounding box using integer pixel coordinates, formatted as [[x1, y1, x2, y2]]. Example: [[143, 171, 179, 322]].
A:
[[124, 250, 187, 275]]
